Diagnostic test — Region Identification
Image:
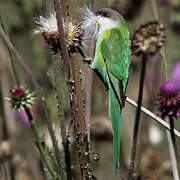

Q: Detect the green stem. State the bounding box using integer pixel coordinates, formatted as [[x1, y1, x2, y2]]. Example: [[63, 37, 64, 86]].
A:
[[24, 108, 58, 180], [8, 49, 21, 86], [51, 56, 71, 180]]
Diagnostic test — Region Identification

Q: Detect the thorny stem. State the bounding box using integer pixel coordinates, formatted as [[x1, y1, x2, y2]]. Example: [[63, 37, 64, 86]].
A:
[[128, 55, 147, 180], [53, 1, 91, 179], [0, 24, 40, 91], [72, 53, 86, 136], [24, 108, 57, 180], [125, 97, 180, 138], [52, 56, 71, 180]]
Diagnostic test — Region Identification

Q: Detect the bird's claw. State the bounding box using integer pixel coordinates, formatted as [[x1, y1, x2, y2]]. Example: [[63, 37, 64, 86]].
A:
[[82, 57, 93, 65]]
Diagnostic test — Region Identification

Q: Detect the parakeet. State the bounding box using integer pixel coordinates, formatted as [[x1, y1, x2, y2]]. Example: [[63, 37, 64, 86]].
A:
[[81, 6, 131, 173]]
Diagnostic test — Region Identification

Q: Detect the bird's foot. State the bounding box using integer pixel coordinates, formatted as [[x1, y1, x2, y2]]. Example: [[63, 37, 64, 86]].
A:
[[82, 57, 93, 65]]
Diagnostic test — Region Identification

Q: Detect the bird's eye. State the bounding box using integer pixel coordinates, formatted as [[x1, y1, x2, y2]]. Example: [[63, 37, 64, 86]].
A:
[[96, 11, 109, 18]]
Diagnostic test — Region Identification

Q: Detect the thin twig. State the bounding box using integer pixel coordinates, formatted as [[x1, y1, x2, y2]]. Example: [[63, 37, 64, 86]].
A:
[[128, 56, 147, 179], [46, 0, 51, 17], [150, 0, 167, 80], [24, 108, 57, 180], [166, 132, 180, 180], [125, 97, 180, 138], [169, 117, 180, 165], [85, 0, 95, 143], [0, 24, 40, 91]]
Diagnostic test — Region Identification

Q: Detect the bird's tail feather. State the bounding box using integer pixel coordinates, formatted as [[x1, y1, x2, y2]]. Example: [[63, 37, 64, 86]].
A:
[[109, 87, 122, 174]]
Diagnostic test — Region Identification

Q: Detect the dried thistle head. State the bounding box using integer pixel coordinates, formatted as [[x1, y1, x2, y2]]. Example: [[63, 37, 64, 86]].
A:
[[132, 21, 165, 58], [34, 14, 84, 55], [7, 87, 35, 111]]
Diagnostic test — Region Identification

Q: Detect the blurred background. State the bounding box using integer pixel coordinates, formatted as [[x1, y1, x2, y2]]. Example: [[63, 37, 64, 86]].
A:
[[0, 0, 180, 179]]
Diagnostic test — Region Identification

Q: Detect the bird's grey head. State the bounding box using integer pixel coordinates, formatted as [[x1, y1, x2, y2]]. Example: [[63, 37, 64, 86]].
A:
[[81, 6, 121, 49], [95, 8, 121, 22]]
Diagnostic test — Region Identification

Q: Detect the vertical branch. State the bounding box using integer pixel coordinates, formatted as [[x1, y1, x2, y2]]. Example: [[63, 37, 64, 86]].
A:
[[46, 0, 51, 17], [72, 53, 86, 136], [85, 0, 95, 143], [128, 56, 147, 179], [150, 0, 167, 80], [0, 75, 8, 140], [53, 0, 91, 179], [169, 117, 180, 165], [51, 56, 71, 179], [166, 132, 180, 180]]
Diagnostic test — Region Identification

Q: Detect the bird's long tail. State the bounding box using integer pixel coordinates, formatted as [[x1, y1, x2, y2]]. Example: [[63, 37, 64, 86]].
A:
[[109, 86, 122, 174]]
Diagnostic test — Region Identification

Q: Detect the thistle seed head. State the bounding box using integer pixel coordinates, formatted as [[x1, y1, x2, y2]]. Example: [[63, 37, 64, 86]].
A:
[[34, 14, 83, 54], [132, 21, 165, 58], [7, 87, 35, 111]]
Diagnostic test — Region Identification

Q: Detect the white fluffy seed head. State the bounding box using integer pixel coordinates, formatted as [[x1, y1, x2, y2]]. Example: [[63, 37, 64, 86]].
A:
[[34, 14, 58, 34]]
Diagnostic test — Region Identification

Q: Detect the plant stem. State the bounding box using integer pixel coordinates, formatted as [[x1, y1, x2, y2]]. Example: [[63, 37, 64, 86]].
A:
[[85, 68, 93, 143], [8, 49, 21, 87], [167, 131, 180, 180], [85, 0, 95, 144], [46, 0, 51, 17], [169, 117, 180, 165], [0, 24, 40, 91], [42, 101, 67, 180], [128, 55, 147, 179], [51, 56, 71, 180], [125, 96, 180, 138], [24, 108, 57, 180], [53, 1, 91, 179], [72, 53, 86, 136], [150, 0, 167, 80]]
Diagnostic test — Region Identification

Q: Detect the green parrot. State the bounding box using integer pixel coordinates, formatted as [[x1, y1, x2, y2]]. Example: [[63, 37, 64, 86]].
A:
[[81, 7, 131, 173]]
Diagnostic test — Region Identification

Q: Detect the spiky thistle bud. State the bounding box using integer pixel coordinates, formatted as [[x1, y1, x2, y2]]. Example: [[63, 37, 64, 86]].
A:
[[34, 14, 84, 55], [156, 81, 180, 120], [7, 87, 35, 111], [132, 21, 165, 58]]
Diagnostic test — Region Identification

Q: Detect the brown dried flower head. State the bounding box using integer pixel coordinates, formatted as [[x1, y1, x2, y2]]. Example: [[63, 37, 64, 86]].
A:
[[132, 21, 165, 57], [34, 14, 84, 55]]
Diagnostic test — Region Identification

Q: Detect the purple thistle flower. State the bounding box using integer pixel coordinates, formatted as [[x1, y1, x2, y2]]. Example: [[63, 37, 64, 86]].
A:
[[156, 80, 180, 120], [172, 62, 180, 90]]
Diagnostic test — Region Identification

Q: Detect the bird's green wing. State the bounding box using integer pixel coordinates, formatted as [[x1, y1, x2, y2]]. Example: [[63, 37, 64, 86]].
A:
[[100, 26, 131, 95]]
